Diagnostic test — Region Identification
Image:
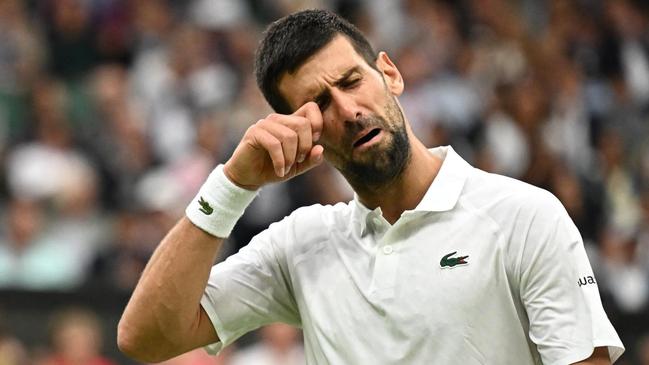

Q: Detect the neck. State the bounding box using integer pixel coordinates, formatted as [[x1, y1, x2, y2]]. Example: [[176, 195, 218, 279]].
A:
[[353, 138, 442, 224]]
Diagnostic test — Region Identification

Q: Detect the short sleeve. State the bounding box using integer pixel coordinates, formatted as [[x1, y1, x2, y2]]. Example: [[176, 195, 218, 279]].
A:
[[200, 217, 300, 354], [518, 192, 624, 365]]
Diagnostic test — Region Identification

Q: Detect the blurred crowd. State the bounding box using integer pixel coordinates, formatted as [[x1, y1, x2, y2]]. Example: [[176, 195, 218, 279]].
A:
[[0, 306, 304, 365], [0, 0, 648, 363]]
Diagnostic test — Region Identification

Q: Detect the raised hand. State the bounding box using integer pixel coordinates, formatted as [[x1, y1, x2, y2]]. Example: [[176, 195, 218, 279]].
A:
[[223, 102, 325, 190]]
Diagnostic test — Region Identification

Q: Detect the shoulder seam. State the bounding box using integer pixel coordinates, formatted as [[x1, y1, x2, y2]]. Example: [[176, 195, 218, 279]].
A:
[[457, 194, 522, 282]]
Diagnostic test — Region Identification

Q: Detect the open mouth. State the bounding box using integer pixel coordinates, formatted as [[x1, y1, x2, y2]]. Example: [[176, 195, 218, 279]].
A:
[[353, 128, 381, 148]]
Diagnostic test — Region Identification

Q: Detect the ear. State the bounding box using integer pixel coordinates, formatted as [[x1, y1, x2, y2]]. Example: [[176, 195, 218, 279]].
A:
[[375, 51, 404, 96]]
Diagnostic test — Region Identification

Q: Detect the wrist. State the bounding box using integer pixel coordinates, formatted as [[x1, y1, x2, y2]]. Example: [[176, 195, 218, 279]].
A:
[[185, 165, 259, 238], [223, 163, 261, 191]]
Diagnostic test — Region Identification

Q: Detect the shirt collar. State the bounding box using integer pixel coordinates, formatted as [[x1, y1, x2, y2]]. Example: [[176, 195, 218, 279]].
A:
[[352, 194, 381, 236], [413, 145, 472, 212], [352, 145, 473, 234]]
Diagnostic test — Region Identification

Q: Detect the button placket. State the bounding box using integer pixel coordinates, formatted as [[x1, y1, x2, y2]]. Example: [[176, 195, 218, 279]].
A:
[[369, 233, 399, 299]]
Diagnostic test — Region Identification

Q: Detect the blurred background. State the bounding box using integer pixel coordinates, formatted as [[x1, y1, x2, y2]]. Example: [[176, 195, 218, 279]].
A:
[[0, 0, 648, 363]]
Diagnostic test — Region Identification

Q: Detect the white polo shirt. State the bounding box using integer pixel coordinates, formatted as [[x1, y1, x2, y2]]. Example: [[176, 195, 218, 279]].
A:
[[200, 146, 624, 364]]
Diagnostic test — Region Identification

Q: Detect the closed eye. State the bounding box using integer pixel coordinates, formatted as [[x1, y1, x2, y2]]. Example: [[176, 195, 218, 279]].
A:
[[340, 77, 361, 90], [312, 71, 362, 110]]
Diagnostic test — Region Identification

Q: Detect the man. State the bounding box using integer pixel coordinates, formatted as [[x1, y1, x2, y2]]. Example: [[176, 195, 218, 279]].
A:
[[118, 9, 624, 364]]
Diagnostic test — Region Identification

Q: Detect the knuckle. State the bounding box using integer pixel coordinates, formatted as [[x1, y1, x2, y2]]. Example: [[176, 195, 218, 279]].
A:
[[297, 116, 310, 127], [243, 127, 259, 141], [279, 116, 299, 129], [281, 129, 297, 141], [245, 124, 258, 133], [266, 113, 281, 121], [287, 118, 308, 134], [283, 117, 299, 129]]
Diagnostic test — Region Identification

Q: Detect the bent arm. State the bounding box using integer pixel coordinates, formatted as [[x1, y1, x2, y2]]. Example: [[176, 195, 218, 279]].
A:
[[117, 217, 222, 363], [117, 103, 324, 362]]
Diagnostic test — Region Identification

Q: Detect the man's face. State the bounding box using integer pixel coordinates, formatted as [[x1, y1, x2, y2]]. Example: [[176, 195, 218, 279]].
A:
[[278, 35, 410, 189]]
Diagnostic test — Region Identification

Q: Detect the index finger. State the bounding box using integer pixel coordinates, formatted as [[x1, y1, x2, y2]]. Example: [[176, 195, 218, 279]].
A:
[[293, 102, 323, 142]]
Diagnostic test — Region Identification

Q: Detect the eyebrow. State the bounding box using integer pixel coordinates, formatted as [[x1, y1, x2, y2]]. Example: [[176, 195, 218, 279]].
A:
[[307, 66, 362, 106], [332, 66, 362, 88]]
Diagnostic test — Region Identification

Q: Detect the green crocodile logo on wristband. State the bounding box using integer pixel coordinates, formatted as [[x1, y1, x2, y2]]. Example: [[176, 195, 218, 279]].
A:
[[198, 197, 214, 215]]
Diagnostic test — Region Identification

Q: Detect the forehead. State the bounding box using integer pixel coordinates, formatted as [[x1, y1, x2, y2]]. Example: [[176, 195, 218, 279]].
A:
[[278, 35, 371, 109]]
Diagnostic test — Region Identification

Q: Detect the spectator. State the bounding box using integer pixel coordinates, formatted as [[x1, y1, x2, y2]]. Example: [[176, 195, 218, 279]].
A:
[[41, 0, 98, 81], [0, 199, 84, 289], [0, 0, 648, 361], [0, 314, 29, 365], [90, 209, 171, 290], [39, 308, 116, 365], [638, 333, 649, 365]]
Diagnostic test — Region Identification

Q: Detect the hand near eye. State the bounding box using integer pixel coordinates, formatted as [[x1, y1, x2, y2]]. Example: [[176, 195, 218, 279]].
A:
[[224, 102, 325, 190]]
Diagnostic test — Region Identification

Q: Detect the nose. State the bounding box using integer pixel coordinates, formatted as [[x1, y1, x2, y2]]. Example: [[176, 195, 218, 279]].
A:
[[329, 88, 362, 122]]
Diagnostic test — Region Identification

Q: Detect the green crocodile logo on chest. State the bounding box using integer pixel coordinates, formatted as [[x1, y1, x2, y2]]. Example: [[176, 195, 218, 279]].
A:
[[440, 251, 469, 268]]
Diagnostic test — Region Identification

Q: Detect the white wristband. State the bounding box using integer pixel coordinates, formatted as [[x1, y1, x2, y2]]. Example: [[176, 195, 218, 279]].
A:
[[185, 165, 258, 238]]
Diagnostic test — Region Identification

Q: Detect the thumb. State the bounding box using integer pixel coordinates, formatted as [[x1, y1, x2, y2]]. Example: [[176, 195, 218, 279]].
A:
[[295, 144, 324, 175]]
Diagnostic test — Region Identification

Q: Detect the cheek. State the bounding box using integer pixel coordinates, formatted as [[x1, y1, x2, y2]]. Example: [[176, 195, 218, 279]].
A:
[[320, 140, 346, 168], [320, 120, 342, 149], [321, 148, 341, 170], [320, 139, 341, 158]]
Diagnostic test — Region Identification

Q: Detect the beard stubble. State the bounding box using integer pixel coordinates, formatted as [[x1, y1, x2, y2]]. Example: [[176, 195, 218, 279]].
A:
[[339, 95, 411, 192]]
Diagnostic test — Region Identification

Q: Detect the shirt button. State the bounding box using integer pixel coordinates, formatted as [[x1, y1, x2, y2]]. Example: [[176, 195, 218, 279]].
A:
[[383, 245, 393, 255]]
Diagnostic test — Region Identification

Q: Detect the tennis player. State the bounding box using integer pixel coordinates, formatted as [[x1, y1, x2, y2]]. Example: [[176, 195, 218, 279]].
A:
[[118, 9, 624, 364]]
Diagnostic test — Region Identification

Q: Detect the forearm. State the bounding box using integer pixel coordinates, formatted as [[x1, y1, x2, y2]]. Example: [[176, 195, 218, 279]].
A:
[[118, 217, 222, 362]]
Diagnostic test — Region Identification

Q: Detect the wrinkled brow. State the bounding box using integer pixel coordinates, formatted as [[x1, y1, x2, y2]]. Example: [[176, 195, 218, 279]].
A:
[[304, 66, 362, 106]]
